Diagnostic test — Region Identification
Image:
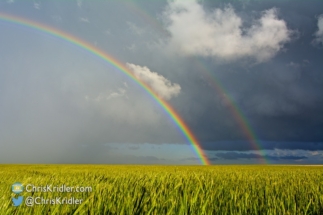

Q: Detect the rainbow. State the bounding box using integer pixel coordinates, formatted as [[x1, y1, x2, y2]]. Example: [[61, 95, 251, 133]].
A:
[[194, 62, 267, 164], [0, 12, 210, 165], [122, 2, 267, 163]]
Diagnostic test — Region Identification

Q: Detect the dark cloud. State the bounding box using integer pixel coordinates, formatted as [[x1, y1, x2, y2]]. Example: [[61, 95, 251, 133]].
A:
[[168, 0, 323, 148], [213, 151, 307, 161], [202, 141, 323, 151], [128, 145, 140, 150], [0, 0, 322, 163], [181, 157, 210, 161]]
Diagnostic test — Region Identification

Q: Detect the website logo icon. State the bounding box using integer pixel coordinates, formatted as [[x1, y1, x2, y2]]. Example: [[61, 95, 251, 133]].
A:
[[12, 182, 23, 194]]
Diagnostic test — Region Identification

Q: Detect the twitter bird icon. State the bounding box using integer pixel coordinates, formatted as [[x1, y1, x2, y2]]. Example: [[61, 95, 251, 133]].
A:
[[12, 196, 23, 206]]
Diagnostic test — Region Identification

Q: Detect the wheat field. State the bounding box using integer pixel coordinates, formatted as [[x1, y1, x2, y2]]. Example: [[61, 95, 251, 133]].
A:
[[1, 165, 322, 214]]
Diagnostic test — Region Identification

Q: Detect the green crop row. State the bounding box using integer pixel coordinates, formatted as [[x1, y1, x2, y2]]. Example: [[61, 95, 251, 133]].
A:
[[1, 165, 322, 215]]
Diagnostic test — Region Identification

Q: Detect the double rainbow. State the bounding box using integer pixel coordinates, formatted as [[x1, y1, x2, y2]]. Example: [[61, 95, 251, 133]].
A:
[[122, 1, 267, 163]]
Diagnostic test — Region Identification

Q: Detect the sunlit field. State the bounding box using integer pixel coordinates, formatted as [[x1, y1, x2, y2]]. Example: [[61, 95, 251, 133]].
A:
[[1, 165, 323, 214]]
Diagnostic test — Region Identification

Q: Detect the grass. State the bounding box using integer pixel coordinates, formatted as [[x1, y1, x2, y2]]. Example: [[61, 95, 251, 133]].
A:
[[1, 165, 323, 214]]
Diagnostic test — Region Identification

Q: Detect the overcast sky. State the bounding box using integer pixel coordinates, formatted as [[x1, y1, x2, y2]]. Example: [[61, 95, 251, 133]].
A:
[[0, 0, 322, 164]]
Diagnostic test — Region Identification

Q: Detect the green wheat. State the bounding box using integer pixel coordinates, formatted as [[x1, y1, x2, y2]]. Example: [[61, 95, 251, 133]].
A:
[[0, 165, 322, 215]]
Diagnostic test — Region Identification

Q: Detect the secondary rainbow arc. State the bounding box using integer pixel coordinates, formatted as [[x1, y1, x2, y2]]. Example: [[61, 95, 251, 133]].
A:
[[0, 12, 210, 165], [122, 2, 267, 163], [195, 62, 267, 164]]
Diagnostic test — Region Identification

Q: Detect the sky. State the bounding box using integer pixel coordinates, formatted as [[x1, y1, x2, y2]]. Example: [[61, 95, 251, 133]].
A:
[[0, 0, 322, 164]]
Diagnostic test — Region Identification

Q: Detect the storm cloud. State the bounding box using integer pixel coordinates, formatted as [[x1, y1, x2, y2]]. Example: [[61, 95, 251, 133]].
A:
[[0, 0, 322, 164], [213, 151, 307, 161]]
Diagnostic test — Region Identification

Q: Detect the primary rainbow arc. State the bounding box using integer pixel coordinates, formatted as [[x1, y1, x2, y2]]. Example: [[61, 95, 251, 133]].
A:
[[0, 12, 210, 165]]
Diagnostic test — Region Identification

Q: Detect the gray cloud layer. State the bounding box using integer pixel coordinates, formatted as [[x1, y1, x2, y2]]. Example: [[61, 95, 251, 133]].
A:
[[202, 141, 323, 151], [212, 152, 307, 161]]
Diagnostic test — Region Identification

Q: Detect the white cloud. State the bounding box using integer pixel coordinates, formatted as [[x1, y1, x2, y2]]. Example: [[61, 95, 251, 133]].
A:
[[162, 0, 292, 62], [313, 15, 323, 45], [127, 22, 145, 35], [126, 63, 181, 100], [104, 29, 112, 36], [127, 43, 136, 51], [85, 88, 127, 102], [77, 0, 83, 8], [79, 17, 90, 23], [51, 15, 62, 23], [106, 88, 126, 100], [33, 1, 40, 9]]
